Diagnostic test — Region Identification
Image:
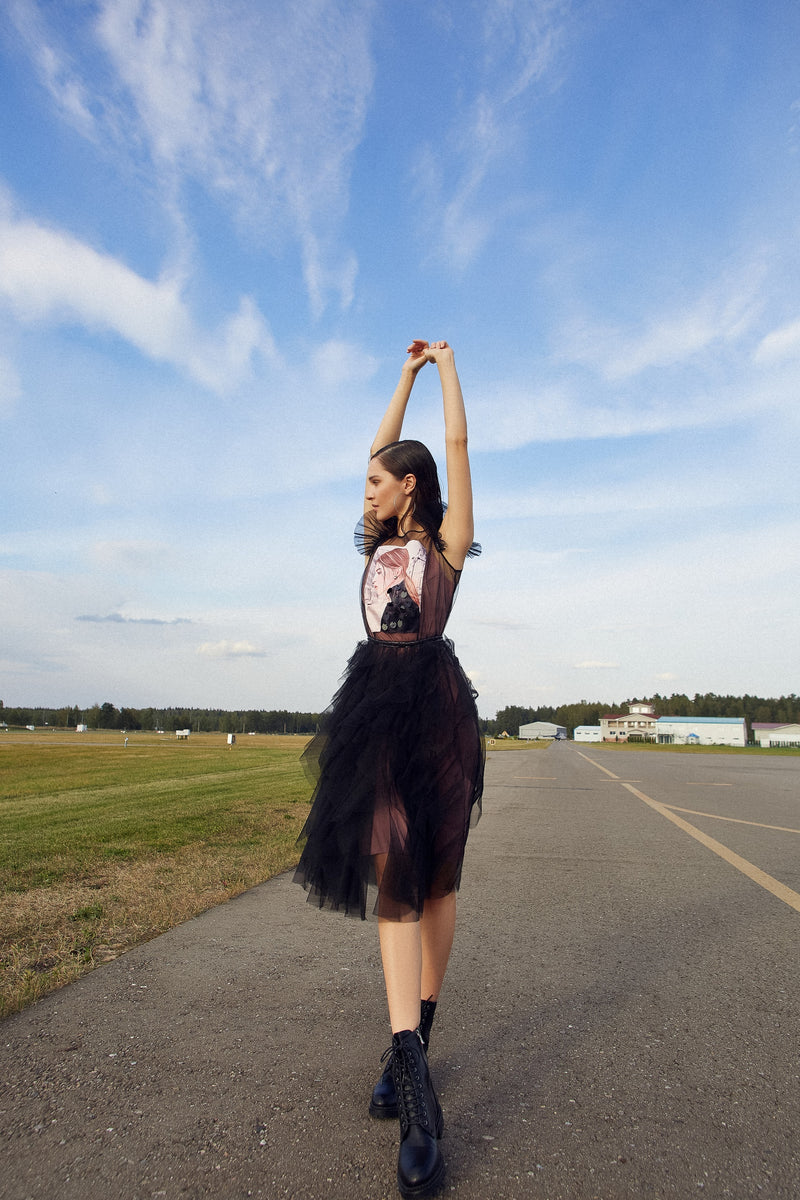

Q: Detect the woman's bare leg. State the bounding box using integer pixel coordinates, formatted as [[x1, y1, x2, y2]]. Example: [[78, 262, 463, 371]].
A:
[[378, 889, 457, 1031], [378, 918, 422, 1033], [420, 890, 456, 1001]]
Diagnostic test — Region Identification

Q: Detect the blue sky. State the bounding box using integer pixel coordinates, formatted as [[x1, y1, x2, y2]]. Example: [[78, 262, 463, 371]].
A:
[[1, 0, 799, 720]]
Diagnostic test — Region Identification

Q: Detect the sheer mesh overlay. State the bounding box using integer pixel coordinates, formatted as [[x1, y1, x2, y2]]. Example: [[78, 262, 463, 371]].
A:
[[293, 525, 484, 921]]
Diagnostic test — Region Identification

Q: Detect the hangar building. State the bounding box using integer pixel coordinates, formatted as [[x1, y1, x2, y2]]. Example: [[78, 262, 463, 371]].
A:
[[752, 722, 800, 748], [519, 721, 567, 740]]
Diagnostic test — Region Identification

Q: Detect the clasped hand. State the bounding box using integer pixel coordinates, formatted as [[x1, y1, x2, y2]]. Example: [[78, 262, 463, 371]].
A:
[[405, 339, 453, 371]]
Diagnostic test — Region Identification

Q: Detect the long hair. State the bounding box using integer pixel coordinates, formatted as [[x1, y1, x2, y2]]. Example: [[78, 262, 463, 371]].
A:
[[358, 439, 480, 559], [374, 545, 421, 606]]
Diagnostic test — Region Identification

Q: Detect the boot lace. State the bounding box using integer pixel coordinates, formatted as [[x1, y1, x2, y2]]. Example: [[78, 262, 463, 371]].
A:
[[384, 1037, 429, 1130]]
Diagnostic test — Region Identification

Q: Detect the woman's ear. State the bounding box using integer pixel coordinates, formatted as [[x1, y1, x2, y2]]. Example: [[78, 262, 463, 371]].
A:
[[403, 473, 416, 495]]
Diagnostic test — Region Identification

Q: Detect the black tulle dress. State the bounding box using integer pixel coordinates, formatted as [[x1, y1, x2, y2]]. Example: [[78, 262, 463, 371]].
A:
[[293, 526, 484, 920]]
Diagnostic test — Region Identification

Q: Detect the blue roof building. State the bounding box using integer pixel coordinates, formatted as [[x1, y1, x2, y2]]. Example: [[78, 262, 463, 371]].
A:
[[656, 716, 746, 746]]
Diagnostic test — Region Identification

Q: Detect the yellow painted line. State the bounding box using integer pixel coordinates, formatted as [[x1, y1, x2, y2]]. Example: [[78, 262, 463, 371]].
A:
[[687, 781, 732, 786], [573, 753, 641, 784], [513, 776, 558, 781], [575, 751, 620, 779], [577, 751, 800, 915], [623, 785, 800, 913], [664, 806, 800, 835]]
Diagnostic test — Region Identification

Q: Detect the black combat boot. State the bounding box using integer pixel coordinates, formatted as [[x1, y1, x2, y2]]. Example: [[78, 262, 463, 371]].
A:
[[369, 999, 437, 1119], [390, 1028, 444, 1198]]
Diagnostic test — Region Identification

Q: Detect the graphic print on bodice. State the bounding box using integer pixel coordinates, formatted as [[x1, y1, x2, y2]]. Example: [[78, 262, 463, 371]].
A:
[[364, 540, 427, 634]]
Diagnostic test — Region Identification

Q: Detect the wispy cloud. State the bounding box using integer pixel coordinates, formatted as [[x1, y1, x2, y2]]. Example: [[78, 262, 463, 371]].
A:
[[754, 316, 800, 364], [197, 640, 267, 659], [10, 0, 376, 315], [7, 0, 97, 136], [415, 0, 574, 267], [311, 340, 380, 389], [558, 265, 763, 381], [0, 198, 276, 392], [481, 0, 572, 103], [77, 613, 191, 625]]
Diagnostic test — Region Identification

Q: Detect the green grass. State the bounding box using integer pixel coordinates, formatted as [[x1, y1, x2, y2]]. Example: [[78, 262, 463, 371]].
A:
[[484, 737, 551, 750], [1, 737, 309, 890], [0, 732, 312, 1017]]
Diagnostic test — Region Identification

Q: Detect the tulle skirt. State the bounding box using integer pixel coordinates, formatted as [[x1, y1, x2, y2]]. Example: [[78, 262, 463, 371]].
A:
[[294, 635, 484, 920]]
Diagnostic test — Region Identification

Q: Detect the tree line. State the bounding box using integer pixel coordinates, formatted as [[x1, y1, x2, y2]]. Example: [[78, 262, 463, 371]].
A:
[[0, 701, 321, 735], [3, 692, 799, 738]]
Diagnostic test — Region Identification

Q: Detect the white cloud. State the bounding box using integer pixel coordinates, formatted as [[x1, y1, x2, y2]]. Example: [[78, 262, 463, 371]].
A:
[[481, 0, 572, 103], [457, 516, 800, 714], [467, 367, 773, 457], [436, 97, 507, 270], [88, 540, 172, 572], [7, 0, 97, 135], [0, 204, 276, 392], [76, 612, 191, 625], [197, 640, 267, 659], [467, 382, 720, 452], [754, 316, 800, 364], [560, 271, 762, 382], [11, 0, 376, 315], [415, 0, 574, 269], [311, 340, 380, 389]]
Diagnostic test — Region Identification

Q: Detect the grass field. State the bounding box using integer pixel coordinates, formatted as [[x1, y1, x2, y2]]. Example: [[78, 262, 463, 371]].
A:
[[6, 729, 786, 1019], [484, 737, 550, 751], [0, 731, 312, 1019]]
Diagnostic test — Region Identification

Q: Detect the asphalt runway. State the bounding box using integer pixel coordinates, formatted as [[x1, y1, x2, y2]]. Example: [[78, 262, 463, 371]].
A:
[[2, 745, 798, 1200]]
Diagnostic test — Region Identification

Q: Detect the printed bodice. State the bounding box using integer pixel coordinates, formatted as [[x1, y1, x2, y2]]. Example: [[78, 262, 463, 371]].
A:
[[361, 535, 460, 642]]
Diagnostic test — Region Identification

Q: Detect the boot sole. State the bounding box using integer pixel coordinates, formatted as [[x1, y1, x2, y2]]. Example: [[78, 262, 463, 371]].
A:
[[397, 1153, 446, 1199], [368, 1099, 399, 1119]]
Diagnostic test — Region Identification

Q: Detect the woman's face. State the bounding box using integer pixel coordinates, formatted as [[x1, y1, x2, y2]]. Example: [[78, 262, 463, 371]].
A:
[[373, 560, 403, 592], [366, 460, 413, 522]]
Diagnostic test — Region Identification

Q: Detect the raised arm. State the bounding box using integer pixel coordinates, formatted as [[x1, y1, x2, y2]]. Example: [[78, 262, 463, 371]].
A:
[[428, 342, 474, 570], [369, 341, 429, 458]]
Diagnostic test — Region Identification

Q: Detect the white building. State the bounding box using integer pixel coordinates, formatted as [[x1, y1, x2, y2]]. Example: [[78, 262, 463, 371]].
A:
[[752, 722, 800, 748], [600, 702, 657, 742], [574, 725, 602, 742], [519, 721, 567, 740], [656, 716, 746, 747]]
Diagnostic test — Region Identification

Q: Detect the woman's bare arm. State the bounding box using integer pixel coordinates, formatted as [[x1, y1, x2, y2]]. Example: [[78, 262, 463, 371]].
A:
[[429, 343, 474, 570], [369, 341, 429, 458]]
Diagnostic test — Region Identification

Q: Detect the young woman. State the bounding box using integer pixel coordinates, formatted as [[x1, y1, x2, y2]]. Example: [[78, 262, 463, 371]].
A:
[[294, 339, 484, 1198]]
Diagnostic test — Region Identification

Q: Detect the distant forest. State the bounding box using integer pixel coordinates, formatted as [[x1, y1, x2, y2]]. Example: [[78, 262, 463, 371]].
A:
[[0, 702, 320, 735], [2, 692, 799, 738]]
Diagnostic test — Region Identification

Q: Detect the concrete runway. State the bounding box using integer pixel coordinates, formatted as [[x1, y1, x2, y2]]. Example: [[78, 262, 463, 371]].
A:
[[2, 745, 799, 1199]]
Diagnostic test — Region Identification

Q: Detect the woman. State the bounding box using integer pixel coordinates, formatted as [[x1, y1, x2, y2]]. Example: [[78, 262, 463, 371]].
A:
[[294, 339, 484, 1199]]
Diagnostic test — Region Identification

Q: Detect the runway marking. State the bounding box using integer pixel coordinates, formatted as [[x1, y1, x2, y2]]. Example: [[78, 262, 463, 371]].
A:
[[664, 806, 800, 835], [687, 781, 732, 786], [575, 752, 800, 915], [576, 754, 620, 780]]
